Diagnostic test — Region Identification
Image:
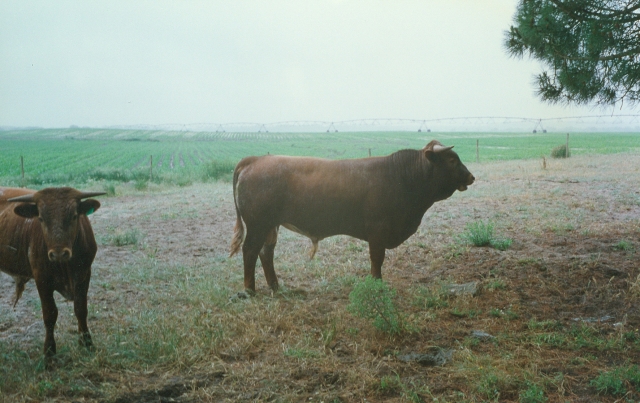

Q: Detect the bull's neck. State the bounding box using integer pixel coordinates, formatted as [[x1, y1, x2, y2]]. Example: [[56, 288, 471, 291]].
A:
[[386, 150, 436, 212]]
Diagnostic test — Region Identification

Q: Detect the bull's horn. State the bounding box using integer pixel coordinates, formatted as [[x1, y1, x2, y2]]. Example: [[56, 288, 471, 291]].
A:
[[7, 194, 35, 203], [432, 144, 454, 153], [77, 191, 107, 199]]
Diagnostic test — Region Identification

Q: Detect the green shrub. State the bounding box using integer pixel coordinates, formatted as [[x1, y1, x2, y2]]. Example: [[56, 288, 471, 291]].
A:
[[348, 276, 403, 335], [550, 144, 570, 158]]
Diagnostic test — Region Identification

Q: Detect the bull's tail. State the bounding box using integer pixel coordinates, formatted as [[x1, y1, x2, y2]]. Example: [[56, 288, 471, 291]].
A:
[[229, 163, 244, 257]]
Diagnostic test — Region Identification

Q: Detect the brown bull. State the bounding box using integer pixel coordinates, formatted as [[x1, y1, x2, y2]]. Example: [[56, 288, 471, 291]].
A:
[[229, 140, 475, 293], [0, 187, 104, 364]]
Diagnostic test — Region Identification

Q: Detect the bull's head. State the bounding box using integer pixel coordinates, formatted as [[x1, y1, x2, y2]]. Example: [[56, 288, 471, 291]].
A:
[[8, 187, 105, 262], [424, 140, 475, 194]]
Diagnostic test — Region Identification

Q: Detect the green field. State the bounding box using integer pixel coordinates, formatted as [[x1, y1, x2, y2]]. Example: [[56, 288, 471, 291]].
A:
[[0, 128, 638, 187]]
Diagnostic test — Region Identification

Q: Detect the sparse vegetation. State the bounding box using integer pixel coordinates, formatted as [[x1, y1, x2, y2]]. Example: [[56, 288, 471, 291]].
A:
[[1, 133, 639, 402]]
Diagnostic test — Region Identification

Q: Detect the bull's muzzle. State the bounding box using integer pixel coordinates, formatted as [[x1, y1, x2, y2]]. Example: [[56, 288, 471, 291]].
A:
[[48, 248, 72, 262], [458, 173, 475, 192]]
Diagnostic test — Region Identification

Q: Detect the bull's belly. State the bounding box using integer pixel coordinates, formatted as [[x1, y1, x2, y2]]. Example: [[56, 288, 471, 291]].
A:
[[281, 213, 422, 250], [281, 219, 366, 243]]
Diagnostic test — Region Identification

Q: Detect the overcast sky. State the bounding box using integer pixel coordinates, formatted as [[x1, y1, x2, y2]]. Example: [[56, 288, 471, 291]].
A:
[[0, 1, 634, 128]]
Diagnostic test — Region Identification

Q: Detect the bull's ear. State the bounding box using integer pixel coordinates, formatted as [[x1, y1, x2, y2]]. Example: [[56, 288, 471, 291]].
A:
[[79, 199, 101, 216], [14, 203, 39, 218]]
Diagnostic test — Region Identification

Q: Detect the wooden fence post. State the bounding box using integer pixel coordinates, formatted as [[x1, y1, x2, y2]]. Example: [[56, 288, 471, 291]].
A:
[[368, 148, 371, 157], [476, 140, 479, 163], [20, 156, 25, 188], [565, 133, 569, 158]]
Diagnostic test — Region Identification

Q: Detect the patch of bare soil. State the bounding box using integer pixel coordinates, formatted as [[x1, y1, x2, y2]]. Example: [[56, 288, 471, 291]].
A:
[[2, 154, 639, 402]]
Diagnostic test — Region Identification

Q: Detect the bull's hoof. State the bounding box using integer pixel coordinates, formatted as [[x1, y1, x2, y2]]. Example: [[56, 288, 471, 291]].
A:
[[43, 352, 57, 371], [79, 334, 94, 350]]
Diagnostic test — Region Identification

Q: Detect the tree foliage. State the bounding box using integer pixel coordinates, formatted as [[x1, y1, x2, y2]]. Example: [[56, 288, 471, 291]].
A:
[[505, 0, 640, 107]]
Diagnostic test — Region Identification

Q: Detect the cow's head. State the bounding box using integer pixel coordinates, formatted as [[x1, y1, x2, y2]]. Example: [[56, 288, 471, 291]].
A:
[[424, 140, 475, 195], [8, 187, 105, 263]]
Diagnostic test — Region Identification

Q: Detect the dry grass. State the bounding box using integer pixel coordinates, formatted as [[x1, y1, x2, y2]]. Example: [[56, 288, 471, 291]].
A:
[[1, 153, 640, 402]]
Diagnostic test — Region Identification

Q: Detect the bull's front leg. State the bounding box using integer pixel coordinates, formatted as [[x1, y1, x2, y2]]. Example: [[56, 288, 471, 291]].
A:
[[368, 243, 386, 279], [34, 276, 58, 366], [74, 274, 93, 349]]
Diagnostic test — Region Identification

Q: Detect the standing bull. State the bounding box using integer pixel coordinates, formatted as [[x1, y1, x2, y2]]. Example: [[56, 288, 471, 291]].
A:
[[0, 187, 105, 365], [229, 140, 475, 293]]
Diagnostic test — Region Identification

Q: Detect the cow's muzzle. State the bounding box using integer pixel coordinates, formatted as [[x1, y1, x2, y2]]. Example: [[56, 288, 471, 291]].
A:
[[48, 248, 72, 262], [458, 173, 475, 192]]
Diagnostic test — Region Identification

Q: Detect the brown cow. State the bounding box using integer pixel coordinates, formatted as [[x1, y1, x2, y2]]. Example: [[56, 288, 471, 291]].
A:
[[229, 140, 475, 293], [0, 187, 104, 365]]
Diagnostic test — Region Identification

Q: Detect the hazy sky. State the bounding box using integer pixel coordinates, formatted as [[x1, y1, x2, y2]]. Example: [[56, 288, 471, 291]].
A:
[[0, 1, 634, 128]]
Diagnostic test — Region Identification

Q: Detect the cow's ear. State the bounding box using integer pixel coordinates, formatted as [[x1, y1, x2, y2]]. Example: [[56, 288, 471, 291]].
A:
[[79, 199, 101, 216], [14, 203, 39, 218]]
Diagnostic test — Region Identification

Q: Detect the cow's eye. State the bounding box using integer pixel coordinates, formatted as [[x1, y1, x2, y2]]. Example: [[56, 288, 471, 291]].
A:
[[73, 214, 78, 220], [38, 217, 44, 223]]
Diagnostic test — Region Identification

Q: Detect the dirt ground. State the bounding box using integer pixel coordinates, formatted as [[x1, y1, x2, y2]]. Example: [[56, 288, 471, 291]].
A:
[[1, 153, 639, 402]]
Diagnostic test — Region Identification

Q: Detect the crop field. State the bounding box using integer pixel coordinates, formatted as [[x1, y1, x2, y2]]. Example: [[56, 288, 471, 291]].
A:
[[0, 129, 639, 188], [1, 130, 640, 402]]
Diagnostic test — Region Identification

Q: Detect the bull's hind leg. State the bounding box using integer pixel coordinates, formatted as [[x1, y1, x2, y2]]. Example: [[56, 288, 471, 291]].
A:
[[242, 228, 269, 293], [259, 227, 279, 292]]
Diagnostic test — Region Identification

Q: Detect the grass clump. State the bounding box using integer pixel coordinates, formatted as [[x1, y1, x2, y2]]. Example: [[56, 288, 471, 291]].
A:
[[590, 364, 640, 396], [348, 276, 403, 335], [519, 381, 547, 403], [106, 229, 141, 246], [550, 144, 570, 158], [461, 221, 513, 250], [613, 239, 633, 251]]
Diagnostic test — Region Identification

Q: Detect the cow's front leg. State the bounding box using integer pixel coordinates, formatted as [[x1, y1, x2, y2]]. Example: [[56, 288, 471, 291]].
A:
[[74, 275, 93, 349], [368, 243, 386, 279], [35, 276, 58, 366]]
